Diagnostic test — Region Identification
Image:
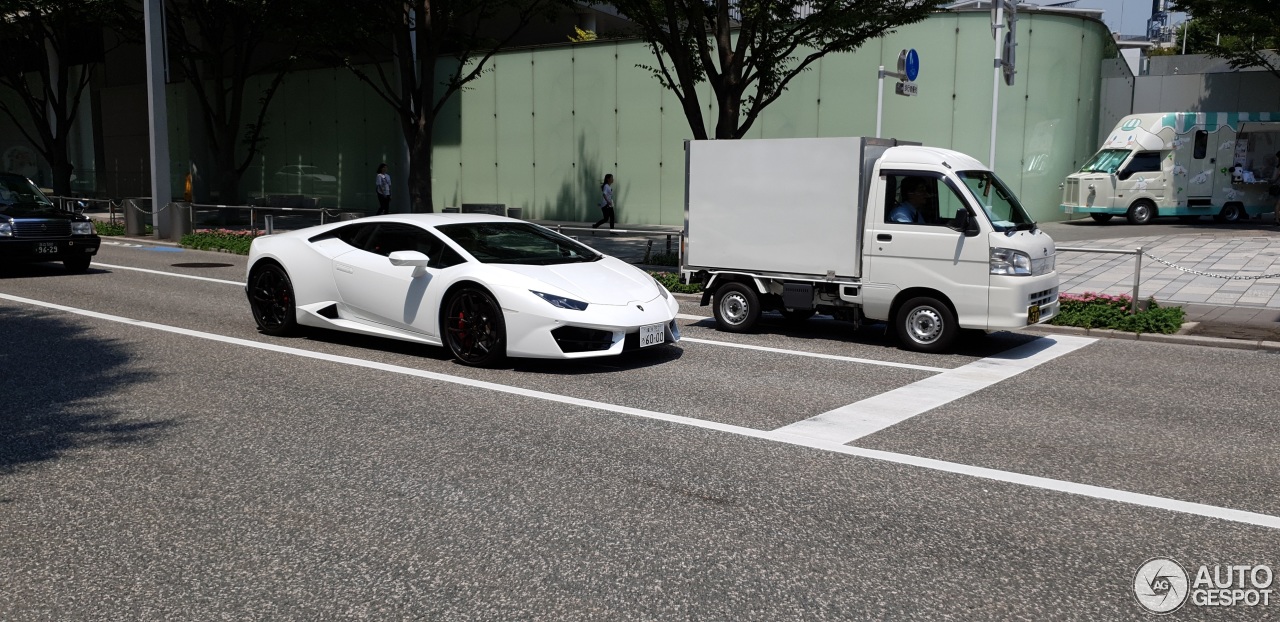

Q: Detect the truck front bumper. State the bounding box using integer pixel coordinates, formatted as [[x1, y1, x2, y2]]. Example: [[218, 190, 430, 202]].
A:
[[988, 274, 1059, 329]]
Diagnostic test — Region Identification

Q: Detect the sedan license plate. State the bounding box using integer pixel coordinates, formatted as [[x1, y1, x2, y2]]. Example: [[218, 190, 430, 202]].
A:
[[36, 242, 59, 255], [1027, 304, 1041, 324], [639, 322, 664, 347]]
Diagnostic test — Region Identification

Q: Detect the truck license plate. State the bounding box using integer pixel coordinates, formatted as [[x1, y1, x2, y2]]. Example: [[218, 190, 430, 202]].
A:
[[1027, 304, 1041, 324], [639, 323, 664, 347], [36, 242, 59, 254]]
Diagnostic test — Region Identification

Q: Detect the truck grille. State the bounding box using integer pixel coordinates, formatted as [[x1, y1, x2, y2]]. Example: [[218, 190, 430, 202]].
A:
[[1062, 179, 1080, 206], [1029, 287, 1057, 307], [12, 220, 71, 238]]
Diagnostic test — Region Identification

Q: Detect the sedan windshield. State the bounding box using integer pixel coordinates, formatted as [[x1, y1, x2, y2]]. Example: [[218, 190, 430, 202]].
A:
[[1079, 149, 1130, 174], [956, 170, 1036, 233], [437, 222, 602, 265], [0, 176, 57, 216]]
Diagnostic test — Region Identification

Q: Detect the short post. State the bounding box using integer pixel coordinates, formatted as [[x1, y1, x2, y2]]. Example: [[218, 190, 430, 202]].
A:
[[665, 234, 672, 255], [264, 214, 274, 235], [1131, 246, 1143, 314], [644, 239, 653, 264]]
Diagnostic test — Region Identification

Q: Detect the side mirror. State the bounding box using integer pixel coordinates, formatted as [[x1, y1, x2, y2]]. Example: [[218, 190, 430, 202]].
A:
[[949, 210, 981, 236], [389, 250, 432, 277]]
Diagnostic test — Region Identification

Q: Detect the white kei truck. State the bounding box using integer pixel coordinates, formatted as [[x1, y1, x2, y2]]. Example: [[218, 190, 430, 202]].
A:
[[679, 136, 1060, 353], [1060, 112, 1280, 224]]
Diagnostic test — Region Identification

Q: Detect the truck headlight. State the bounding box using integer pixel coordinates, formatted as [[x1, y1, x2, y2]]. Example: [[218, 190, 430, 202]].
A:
[[990, 247, 1032, 276], [71, 221, 94, 235]]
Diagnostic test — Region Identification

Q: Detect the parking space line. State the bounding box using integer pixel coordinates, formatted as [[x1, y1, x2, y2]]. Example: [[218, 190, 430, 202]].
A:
[[7, 293, 1277, 531], [680, 336, 949, 372], [93, 262, 244, 286], [773, 335, 1096, 444]]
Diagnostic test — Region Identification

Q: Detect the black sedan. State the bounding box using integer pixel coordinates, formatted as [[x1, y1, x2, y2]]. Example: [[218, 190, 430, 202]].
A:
[[0, 173, 100, 273]]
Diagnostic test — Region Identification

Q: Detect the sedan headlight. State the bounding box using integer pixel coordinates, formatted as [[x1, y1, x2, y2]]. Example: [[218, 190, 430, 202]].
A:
[[652, 276, 670, 300], [0, 222, 11, 237], [531, 290, 589, 311], [990, 247, 1032, 276], [71, 221, 94, 235]]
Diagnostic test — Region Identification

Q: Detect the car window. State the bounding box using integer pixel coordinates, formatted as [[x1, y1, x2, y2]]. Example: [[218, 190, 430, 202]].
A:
[[437, 222, 601, 265], [308, 223, 369, 248], [1125, 151, 1162, 174]]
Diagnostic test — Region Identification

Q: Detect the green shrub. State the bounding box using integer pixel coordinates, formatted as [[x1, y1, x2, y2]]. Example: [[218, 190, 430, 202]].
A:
[[1051, 292, 1184, 334], [94, 221, 152, 236], [644, 251, 680, 266], [179, 229, 262, 255], [649, 270, 702, 294]]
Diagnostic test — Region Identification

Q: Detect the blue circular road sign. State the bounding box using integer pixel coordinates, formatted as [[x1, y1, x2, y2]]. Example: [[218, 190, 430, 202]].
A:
[[905, 49, 920, 82]]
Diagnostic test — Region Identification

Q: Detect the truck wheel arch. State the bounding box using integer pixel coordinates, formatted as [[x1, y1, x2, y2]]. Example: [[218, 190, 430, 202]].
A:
[[888, 288, 958, 328]]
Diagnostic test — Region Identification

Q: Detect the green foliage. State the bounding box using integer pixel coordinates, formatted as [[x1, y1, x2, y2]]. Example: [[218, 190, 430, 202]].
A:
[[648, 270, 702, 294], [179, 229, 262, 255], [1051, 292, 1185, 334], [644, 251, 679, 266], [1171, 0, 1280, 78], [94, 221, 152, 236]]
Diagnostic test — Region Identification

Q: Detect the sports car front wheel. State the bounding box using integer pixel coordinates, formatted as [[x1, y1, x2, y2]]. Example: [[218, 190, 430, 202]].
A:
[[248, 263, 298, 336], [443, 286, 506, 366]]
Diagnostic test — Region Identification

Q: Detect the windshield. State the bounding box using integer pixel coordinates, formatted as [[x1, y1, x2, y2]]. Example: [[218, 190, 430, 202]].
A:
[[0, 175, 58, 216], [436, 222, 602, 265], [956, 170, 1036, 233], [1079, 149, 1130, 174]]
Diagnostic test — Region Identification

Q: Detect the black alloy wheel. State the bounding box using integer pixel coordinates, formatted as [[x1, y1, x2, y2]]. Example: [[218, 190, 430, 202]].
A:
[[248, 263, 298, 336], [443, 286, 506, 366]]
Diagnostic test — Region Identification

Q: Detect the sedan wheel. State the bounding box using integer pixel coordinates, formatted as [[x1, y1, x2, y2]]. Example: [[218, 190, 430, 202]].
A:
[[248, 263, 297, 336], [444, 286, 506, 366]]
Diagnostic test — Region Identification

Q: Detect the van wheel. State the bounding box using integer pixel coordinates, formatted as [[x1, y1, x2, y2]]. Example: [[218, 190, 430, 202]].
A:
[[1214, 203, 1243, 223], [713, 282, 760, 333], [1126, 200, 1156, 225], [1089, 213, 1113, 223], [896, 296, 958, 353]]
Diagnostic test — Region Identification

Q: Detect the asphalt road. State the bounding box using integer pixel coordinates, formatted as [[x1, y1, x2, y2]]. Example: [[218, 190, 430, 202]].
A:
[[2, 242, 1278, 620]]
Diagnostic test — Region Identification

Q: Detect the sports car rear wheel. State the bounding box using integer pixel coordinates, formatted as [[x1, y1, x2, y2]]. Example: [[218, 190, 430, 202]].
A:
[[443, 286, 506, 366], [248, 263, 298, 336]]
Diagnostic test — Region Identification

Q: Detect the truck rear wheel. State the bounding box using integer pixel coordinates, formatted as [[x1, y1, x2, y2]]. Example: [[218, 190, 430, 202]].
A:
[[1089, 213, 1113, 223], [1126, 200, 1155, 225], [896, 296, 958, 353], [713, 282, 760, 333], [1213, 203, 1243, 223]]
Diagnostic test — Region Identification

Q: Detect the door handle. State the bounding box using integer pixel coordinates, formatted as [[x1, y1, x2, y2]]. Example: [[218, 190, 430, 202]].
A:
[[877, 234, 892, 242]]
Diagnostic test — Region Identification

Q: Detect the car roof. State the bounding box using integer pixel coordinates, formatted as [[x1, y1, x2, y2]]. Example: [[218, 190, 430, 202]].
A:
[[366, 213, 516, 227]]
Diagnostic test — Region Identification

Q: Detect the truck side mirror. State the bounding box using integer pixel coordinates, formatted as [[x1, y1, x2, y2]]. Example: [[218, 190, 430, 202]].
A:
[[949, 210, 981, 236]]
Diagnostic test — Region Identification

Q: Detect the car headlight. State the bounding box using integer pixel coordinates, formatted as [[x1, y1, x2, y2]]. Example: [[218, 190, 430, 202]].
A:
[[652, 275, 670, 300], [531, 290, 589, 311], [71, 221, 94, 235], [990, 247, 1032, 276], [0, 222, 11, 237]]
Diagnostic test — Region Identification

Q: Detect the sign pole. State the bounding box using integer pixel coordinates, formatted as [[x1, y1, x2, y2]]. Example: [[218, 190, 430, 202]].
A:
[[876, 66, 885, 138], [989, 3, 1005, 170]]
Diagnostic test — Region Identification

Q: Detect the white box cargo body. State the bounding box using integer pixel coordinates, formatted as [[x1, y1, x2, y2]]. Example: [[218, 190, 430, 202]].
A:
[[682, 136, 1060, 353]]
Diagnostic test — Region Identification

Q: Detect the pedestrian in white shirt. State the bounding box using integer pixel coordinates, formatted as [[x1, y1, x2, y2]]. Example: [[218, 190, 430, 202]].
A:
[[591, 173, 615, 232], [375, 163, 391, 215]]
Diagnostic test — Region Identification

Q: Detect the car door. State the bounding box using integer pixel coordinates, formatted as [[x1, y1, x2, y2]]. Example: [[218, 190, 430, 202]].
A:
[[332, 223, 456, 335], [865, 171, 990, 327]]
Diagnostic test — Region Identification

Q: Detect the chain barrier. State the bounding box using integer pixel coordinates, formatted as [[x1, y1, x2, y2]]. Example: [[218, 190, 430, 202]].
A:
[[1141, 249, 1280, 281]]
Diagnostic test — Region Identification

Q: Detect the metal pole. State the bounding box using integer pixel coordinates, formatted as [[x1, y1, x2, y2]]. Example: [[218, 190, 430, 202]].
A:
[[1131, 247, 1143, 314], [265, 214, 274, 235], [143, 0, 171, 239], [989, 4, 1005, 169], [876, 66, 885, 138]]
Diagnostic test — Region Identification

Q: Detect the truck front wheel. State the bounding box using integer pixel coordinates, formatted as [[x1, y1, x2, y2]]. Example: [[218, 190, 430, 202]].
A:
[[1126, 200, 1156, 225], [896, 296, 958, 353], [713, 282, 761, 333]]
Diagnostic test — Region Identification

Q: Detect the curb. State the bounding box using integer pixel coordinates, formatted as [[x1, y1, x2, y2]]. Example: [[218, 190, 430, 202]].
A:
[[1021, 323, 1279, 352]]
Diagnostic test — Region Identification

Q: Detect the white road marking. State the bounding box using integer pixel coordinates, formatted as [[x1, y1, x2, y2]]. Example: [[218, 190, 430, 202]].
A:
[[676, 313, 707, 321], [4, 292, 1276, 530], [774, 335, 1095, 444], [680, 336, 949, 373], [93, 261, 245, 286]]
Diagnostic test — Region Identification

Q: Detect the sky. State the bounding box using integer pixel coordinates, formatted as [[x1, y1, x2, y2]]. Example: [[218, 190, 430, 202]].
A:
[[1062, 0, 1187, 37]]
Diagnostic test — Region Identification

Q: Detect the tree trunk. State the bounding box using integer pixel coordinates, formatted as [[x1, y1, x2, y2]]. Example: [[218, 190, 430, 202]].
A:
[[408, 121, 434, 213], [49, 133, 74, 195]]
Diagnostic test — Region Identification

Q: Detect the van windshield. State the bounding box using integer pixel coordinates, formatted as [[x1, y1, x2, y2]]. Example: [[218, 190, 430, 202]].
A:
[[956, 170, 1036, 232], [1079, 149, 1130, 174]]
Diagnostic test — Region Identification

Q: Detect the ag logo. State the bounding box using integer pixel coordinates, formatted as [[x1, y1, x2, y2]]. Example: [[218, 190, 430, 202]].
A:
[[1121, 118, 1142, 131], [1134, 557, 1190, 614]]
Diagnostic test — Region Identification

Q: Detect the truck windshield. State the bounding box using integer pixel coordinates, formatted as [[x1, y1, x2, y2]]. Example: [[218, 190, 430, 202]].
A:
[[1079, 149, 1130, 174], [956, 171, 1035, 232]]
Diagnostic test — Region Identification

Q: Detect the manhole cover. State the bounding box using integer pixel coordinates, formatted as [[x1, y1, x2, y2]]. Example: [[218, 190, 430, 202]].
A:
[[171, 262, 234, 268]]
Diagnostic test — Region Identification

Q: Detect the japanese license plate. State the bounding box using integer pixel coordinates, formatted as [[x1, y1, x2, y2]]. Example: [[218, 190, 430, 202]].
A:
[[1028, 304, 1041, 324], [639, 322, 664, 347], [35, 242, 59, 254]]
